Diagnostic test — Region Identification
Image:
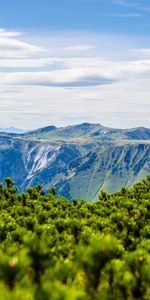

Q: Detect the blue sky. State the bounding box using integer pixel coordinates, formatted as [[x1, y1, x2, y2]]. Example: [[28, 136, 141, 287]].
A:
[[1, 0, 150, 34], [0, 0, 150, 129]]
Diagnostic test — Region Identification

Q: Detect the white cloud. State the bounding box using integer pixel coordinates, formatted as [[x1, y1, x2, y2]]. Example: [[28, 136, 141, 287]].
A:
[[0, 28, 150, 129], [62, 45, 96, 51], [0, 57, 63, 68], [0, 37, 43, 52], [131, 48, 150, 57], [1, 56, 150, 86], [0, 28, 45, 59], [0, 79, 150, 129], [0, 28, 22, 37]]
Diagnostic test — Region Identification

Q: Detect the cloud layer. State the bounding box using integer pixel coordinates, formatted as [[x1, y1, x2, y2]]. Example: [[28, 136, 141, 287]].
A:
[[0, 28, 150, 129]]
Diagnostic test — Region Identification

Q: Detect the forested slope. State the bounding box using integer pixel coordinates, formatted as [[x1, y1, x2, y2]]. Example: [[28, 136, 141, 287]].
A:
[[0, 177, 150, 299]]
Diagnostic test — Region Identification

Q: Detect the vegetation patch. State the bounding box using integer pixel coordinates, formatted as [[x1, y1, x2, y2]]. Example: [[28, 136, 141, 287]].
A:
[[0, 176, 150, 299]]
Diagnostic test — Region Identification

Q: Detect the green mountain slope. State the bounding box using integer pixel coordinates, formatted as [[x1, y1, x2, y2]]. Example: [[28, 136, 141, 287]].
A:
[[56, 143, 150, 200], [0, 123, 150, 200]]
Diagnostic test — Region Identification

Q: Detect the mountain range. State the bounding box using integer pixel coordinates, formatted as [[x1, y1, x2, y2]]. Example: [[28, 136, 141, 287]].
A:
[[0, 127, 27, 134], [0, 123, 150, 201]]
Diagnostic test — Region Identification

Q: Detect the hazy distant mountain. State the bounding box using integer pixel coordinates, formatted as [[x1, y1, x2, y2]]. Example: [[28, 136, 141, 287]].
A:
[[0, 123, 149, 201], [0, 127, 27, 134]]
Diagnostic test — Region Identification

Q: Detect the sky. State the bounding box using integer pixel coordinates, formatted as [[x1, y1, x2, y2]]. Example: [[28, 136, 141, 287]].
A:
[[0, 0, 150, 129]]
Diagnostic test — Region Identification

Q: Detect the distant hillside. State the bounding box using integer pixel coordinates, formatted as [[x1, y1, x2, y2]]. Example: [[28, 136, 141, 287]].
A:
[[0, 127, 27, 134], [0, 123, 149, 200]]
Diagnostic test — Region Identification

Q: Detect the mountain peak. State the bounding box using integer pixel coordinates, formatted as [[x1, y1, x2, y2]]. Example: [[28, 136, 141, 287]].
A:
[[25, 125, 57, 135], [70, 122, 103, 129]]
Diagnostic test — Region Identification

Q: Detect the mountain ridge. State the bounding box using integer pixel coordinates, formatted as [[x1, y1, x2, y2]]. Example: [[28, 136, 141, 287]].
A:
[[0, 127, 28, 134]]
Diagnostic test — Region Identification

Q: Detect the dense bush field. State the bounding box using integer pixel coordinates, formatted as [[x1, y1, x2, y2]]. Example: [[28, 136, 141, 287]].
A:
[[0, 177, 150, 299]]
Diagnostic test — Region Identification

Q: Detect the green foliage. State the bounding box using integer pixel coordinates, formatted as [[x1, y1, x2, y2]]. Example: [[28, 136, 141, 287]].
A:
[[0, 177, 149, 299]]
